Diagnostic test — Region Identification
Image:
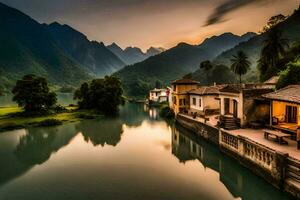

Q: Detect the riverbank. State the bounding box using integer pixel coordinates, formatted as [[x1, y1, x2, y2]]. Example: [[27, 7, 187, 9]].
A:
[[0, 106, 103, 132], [176, 113, 300, 199]]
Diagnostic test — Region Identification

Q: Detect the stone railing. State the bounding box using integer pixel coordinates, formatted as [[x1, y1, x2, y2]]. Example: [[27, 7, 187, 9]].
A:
[[220, 131, 238, 151], [219, 130, 287, 187]]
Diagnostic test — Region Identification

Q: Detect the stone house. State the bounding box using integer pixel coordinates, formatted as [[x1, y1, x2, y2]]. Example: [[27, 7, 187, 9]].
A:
[[218, 84, 274, 129], [188, 85, 225, 116], [263, 85, 300, 134], [171, 79, 200, 114]]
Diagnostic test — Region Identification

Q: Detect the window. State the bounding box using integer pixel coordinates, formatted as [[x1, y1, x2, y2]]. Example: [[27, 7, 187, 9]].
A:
[[179, 99, 183, 106], [183, 99, 186, 105], [199, 98, 202, 107], [192, 98, 196, 105]]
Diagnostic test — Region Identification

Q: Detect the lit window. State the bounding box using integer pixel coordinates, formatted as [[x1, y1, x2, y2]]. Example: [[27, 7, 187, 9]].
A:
[[199, 99, 202, 107]]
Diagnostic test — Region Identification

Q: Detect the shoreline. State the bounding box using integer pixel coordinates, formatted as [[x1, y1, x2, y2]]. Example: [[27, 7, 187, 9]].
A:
[[0, 106, 103, 132]]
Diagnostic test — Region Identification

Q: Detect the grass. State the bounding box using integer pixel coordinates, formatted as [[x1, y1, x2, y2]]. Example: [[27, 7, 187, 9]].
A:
[[0, 106, 103, 132]]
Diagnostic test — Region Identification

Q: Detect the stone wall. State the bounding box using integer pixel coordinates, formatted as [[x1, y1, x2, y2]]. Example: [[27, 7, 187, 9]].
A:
[[176, 114, 219, 145], [176, 114, 300, 199]]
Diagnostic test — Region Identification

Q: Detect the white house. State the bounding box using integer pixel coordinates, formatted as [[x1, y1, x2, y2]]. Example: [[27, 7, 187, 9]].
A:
[[149, 88, 168, 103], [188, 85, 224, 115]]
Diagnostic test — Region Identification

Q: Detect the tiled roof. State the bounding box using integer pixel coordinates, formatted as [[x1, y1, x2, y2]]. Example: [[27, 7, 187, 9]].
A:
[[264, 76, 279, 84], [171, 78, 200, 85], [262, 85, 300, 104], [188, 85, 225, 95]]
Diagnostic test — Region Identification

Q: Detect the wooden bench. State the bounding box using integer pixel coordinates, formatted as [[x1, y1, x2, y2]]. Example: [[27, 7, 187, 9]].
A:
[[264, 129, 291, 145]]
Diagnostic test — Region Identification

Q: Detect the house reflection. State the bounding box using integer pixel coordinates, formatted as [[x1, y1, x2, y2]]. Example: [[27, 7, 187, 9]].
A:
[[171, 124, 290, 200]]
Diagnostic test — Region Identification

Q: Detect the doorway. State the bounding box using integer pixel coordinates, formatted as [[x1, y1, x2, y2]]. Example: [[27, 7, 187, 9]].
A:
[[233, 100, 238, 118], [224, 98, 230, 115], [286, 106, 297, 123]]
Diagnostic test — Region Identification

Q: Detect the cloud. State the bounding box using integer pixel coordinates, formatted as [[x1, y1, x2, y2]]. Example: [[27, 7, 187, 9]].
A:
[[205, 0, 272, 26]]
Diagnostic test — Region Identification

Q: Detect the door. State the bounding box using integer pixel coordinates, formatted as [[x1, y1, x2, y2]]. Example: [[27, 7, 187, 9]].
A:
[[224, 98, 230, 115], [286, 106, 297, 123], [233, 100, 238, 118]]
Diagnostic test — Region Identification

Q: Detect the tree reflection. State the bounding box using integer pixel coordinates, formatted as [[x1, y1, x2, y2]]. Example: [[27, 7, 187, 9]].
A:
[[76, 118, 123, 147], [15, 125, 78, 165]]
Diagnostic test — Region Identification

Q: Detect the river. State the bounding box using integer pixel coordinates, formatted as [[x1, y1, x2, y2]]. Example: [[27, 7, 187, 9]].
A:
[[0, 103, 292, 200]]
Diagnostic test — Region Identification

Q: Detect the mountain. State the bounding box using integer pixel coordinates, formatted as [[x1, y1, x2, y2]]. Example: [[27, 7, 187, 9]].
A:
[[107, 43, 164, 65], [0, 2, 92, 93], [198, 32, 256, 58], [214, 7, 300, 82], [46, 22, 126, 76], [114, 32, 256, 97]]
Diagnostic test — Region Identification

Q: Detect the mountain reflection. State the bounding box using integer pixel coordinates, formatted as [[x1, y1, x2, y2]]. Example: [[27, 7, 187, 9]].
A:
[[171, 124, 290, 200]]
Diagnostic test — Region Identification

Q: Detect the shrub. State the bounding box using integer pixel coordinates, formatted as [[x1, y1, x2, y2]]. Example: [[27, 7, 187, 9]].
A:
[[37, 119, 63, 127], [159, 106, 175, 119], [277, 61, 300, 89]]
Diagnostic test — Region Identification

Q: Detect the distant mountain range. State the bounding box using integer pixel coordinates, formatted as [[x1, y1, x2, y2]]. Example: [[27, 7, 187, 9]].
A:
[[46, 22, 126, 76], [115, 32, 256, 97], [107, 43, 164, 65], [0, 2, 92, 93], [0, 2, 161, 93]]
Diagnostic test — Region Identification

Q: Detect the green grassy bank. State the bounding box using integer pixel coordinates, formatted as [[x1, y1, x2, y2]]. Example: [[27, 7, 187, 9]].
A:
[[0, 106, 103, 132]]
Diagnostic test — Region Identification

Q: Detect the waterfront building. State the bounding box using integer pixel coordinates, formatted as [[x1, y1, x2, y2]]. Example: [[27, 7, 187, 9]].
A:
[[149, 88, 169, 103], [263, 85, 300, 134], [171, 79, 200, 114], [188, 85, 225, 116], [218, 84, 274, 129]]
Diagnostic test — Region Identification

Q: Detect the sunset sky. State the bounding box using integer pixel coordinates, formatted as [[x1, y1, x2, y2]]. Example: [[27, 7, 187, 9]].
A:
[[0, 0, 299, 51]]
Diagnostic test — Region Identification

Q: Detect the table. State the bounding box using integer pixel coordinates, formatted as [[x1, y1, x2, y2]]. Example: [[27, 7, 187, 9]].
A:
[[264, 129, 291, 145]]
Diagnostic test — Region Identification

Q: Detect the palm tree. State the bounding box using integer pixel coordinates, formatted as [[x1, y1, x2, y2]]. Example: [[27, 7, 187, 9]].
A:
[[258, 27, 289, 81], [230, 51, 251, 84]]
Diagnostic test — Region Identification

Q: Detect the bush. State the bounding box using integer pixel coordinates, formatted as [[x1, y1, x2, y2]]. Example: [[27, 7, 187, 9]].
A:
[[277, 61, 300, 89], [54, 105, 68, 113], [0, 122, 24, 131], [37, 119, 63, 127], [159, 106, 175, 119]]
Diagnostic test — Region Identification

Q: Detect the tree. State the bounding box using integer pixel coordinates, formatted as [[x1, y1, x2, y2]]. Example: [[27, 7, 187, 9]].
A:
[[261, 14, 287, 33], [12, 74, 57, 113], [230, 51, 251, 84], [200, 60, 213, 71], [258, 28, 289, 81], [277, 61, 300, 89], [74, 76, 124, 114]]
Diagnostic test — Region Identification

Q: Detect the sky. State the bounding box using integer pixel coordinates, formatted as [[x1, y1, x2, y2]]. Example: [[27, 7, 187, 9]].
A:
[[0, 0, 299, 51]]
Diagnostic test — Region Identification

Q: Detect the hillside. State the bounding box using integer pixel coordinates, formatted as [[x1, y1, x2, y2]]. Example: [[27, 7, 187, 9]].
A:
[[107, 43, 164, 65], [214, 7, 300, 82], [0, 2, 92, 93], [115, 32, 255, 97], [46, 23, 126, 76]]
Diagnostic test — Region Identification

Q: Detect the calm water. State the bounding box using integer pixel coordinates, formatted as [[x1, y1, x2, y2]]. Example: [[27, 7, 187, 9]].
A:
[[0, 93, 75, 107], [0, 103, 292, 200]]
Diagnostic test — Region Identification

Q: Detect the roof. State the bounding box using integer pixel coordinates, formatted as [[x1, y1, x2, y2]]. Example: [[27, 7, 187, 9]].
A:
[[219, 85, 243, 94], [150, 88, 167, 92], [262, 85, 300, 104], [264, 76, 279, 84], [171, 78, 200, 85], [188, 85, 225, 95]]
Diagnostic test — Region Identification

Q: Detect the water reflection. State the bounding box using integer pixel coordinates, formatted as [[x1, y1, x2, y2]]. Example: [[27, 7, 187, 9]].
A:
[[0, 124, 77, 186], [0, 103, 293, 200], [76, 118, 123, 147], [172, 124, 291, 200]]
